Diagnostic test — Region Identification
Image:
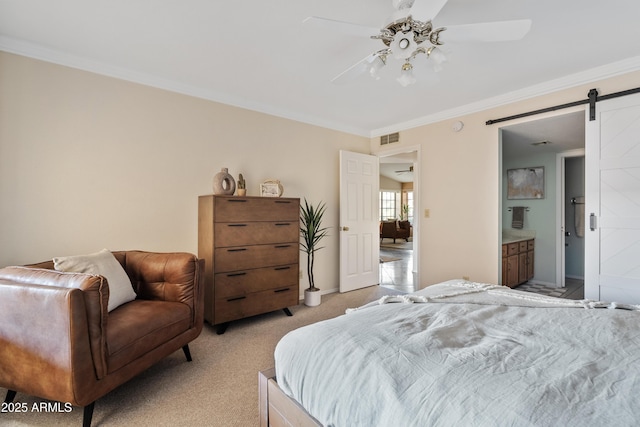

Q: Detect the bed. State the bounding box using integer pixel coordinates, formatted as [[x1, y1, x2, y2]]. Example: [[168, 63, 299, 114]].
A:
[[259, 280, 640, 426]]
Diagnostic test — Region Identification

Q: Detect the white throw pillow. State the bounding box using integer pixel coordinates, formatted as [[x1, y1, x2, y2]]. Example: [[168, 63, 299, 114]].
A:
[[53, 248, 137, 311]]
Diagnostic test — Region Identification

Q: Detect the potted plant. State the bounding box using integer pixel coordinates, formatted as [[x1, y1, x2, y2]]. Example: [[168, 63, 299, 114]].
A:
[[400, 204, 409, 220], [237, 173, 246, 196], [300, 198, 328, 306]]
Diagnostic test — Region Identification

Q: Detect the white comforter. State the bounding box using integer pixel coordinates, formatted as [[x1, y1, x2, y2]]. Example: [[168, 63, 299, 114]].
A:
[[274, 281, 640, 427]]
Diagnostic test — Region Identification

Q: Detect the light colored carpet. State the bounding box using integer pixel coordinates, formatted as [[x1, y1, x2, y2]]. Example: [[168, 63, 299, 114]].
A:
[[1, 285, 397, 426]]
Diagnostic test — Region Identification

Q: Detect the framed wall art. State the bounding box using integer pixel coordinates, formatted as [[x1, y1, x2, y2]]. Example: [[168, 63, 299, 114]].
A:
[[507, 167, 544, 199]]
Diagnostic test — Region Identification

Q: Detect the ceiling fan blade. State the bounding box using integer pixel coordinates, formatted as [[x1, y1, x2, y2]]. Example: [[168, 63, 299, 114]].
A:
[[303, 16, 379, 38], [395, 166, 413, 173], [330, 53, 380, 84], [443, 19, 532, 43], [407, 0, 450, 20]]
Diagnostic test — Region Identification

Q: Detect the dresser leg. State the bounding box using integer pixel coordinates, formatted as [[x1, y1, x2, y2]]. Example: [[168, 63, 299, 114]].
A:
[[283, 308, 293, 317], [216, 323, 229, 335]]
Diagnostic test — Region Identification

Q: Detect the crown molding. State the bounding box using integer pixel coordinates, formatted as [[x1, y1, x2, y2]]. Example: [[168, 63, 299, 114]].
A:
[[370, 55, 640, 137], [2, 35, 639, 140]]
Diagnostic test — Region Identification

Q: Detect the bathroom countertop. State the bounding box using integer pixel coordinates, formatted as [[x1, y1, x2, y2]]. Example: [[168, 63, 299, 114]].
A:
[[502, 230, 536, 244]]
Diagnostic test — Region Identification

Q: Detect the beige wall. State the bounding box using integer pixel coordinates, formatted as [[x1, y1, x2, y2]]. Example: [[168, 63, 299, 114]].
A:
[[0, 52, 369, 297], [379, 175, 402, 191], [3, 50, 640, 293], [372, 70, 640, 286]]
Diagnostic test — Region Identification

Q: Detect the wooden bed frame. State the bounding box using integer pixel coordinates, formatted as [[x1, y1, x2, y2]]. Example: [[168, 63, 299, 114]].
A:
[[258, 368, 321, 427]]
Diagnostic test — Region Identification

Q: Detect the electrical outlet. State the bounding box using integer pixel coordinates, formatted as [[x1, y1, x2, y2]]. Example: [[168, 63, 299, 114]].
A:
[[299, 270, 303, 279], [424, 208, 430, 218], [463, 276, 470, 281]]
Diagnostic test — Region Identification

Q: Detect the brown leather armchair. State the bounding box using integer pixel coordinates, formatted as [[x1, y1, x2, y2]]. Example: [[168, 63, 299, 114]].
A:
[[0, 250, 204, 426], [380, 220, 411, 243]]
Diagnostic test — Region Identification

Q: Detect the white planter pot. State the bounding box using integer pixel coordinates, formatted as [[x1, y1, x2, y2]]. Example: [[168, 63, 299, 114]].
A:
[[304, 289, 321, 307]]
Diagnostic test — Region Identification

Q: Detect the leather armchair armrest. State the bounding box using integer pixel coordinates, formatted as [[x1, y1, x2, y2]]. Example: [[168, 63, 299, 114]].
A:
[[117, 251, 204, 329], [0, 267, 109, 401]]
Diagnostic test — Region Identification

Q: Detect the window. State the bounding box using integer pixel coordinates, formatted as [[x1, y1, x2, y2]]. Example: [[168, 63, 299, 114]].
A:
[[380, 191, 396, 220], [403, 191, 414, 222]]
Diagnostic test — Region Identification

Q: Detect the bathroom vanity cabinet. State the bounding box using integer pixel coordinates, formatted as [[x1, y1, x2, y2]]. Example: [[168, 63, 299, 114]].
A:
[[502, 239, 534, 288]]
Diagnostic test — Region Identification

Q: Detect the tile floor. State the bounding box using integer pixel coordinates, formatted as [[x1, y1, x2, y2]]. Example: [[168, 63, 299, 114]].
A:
[[514, 278, 584, 300], [379, 241, 416, 293], [380, 242, 585, 300]]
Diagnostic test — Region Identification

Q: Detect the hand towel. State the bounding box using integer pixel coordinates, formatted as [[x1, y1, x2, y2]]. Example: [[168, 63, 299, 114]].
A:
[[512, 206, 525, 229]]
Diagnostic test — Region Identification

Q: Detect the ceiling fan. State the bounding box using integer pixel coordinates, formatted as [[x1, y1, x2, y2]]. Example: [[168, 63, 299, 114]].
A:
[[304, 0, 532, 86], [395, 165, 414, 174]]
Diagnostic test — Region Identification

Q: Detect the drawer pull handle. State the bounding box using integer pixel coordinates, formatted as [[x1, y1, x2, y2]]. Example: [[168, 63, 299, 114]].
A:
[[275, 223, 291, 226], [274, 266, 291, 271], [227, 296, 246, 302], [227, 272, 247, 277], [274, 288, 290, 293], [227, 199, 247, 203], [227, 248, 247, 252], [275, 201, 291, 204], [228, 224, 248, 227], [274, 245, 291, 249]]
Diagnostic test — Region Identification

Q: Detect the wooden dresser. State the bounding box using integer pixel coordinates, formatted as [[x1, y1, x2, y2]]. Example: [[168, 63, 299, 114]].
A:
[[198, 195, 300, 333]]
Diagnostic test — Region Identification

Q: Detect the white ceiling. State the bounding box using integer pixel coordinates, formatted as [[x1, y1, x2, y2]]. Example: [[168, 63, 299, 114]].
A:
[[1, 0, 640, 137], [380, 151, 418, 183], [502, 111, 586, 158]]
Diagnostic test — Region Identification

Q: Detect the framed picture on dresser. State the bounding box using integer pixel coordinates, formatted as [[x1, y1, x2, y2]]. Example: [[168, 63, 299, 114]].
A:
[[260, 183, 280, 197], [260, 179, 283, 197]]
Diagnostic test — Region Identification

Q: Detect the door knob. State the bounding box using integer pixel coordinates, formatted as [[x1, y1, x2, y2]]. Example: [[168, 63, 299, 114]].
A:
[[342, 226, 349, 231]]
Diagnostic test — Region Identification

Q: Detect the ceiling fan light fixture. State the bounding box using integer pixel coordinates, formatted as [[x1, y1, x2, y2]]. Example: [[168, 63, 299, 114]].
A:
[[397, 62, 416, 87], [428, 47, 447, 72], [369, 55, 387, 79], [391, 30, 418, 60]]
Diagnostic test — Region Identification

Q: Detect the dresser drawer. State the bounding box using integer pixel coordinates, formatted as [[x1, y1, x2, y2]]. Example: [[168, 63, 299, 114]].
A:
[[214, 221, 298, 247], [214, 243, 298, 272], [214, 196, 299, 222], [214, 285, 298, 324], [215, 264, 298, 298], [519, 241, 528, 252]]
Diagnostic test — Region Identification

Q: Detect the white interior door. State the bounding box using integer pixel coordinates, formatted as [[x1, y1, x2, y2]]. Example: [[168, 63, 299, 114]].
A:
[[585, 93, 640, 303], [339, 150, 380, 293]]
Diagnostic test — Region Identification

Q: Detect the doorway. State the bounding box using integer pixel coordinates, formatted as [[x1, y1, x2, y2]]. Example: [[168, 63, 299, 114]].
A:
[[500, 111, 585, 290], [378, 146, 420, 292]]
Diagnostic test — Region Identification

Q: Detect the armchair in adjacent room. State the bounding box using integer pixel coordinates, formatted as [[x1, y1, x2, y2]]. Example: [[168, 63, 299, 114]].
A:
[[380, 220, 411, 243]]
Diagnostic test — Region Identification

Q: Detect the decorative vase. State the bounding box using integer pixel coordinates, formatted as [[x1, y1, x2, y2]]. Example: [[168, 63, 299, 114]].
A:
[[304, 288, 321, 307], [212, 168, 236, 195]]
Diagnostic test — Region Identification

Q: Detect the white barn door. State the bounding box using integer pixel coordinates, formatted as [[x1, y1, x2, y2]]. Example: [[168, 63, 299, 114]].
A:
[[339, 150, 380, 293], [585, 93, 640, 303]]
